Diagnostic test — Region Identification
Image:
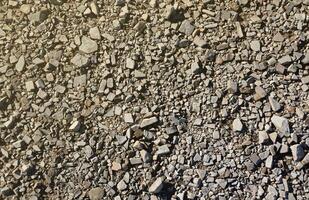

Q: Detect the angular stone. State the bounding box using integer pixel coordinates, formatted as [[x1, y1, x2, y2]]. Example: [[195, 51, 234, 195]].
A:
[[193, 36, 207, 47], [140, 150, 151, 163], [290, 144, 305, 161], [20, 4, 31, 14], [123, 113, 134, 123], [227, 80, 238, 94], [71, 53, 89, 68], [140, 116, 158, 128], [265, 156, 273, 169], [190, 61, 202, 75], [88, 187, 105, 200], [250, 153, 262, 165], [278, 55, 292, 65], [232, 118, 243, 132], [111, 161, 122, 171], [273, 32, 284, 42], [301, 76, 309, 84], [25, 81, 35, 92], [69, 121, 81, 132], [134, 70, 146, 78], [254, 86, 267, 101], [259, 131, 269, 144], [28, 10, 49, 25], [149, 177, 164, 194], [301, 52, 309, 65], [179, 20, 195, 36], [79, 36, 98, 54], [74, 74, 87, 87], [271, 115, 290, 134], [126, 58, 135, 69], [156, 145, 170, 156], [269, 96, 281, 112], [117, 180, 127, 191], [89, 27, 101, 40]]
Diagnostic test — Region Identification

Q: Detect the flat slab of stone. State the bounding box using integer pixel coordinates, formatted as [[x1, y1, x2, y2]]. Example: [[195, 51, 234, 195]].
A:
[[140, 116, 158, 128]]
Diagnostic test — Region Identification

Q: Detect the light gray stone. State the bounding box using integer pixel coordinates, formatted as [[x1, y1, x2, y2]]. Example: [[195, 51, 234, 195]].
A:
[[271, 115, 290, 134], [149, 177, 164, 193], [269, 96, 281, 112], [232, 118, 243, 132], [71, 53, 89, 68], [140, 116, 158, 128], [126, 58, 135, 69], [179, 20, 195, 36], [250, 40, 261, 52], [79, 36, 98, 54], [89, 27, 101, 40], [290, 144, 305, 161], [16, 55, 25, 72], [156, 145, 170, 155], [88, 187, 105, 200]]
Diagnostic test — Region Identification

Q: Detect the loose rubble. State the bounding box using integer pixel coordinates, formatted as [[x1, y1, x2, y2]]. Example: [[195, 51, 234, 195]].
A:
[[0, 1, 309, 199]]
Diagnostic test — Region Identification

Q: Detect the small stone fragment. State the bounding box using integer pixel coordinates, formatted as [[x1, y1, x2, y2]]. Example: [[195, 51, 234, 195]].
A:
[[179, 20, 195, 36], [69, 121, 81, 132], [149, 177, 164, 194], [88, 187, 105, 200], [79, 36, 98, 54], [25, 81, 35, 92], [71, 53, 89, 68], [126, 58, 135, 69], [250, 40, 261, 52], [140, 116, 158, 128], [290, 144, 305, 161], [232, 118, 243, 132], [259, 131, 269, 144], [16, 55, 25, 72], [89, 27, 101, 40], [254, 86, 267, 101], [193, 36, 207, 47], [123, 113, 134, 123], [117, 180, 127, 191], [28, 9, 49, 25], [269, 96, 281, 112], [271, 115, 290, 134], [156, 145, 170, 156], [265, 156, 273, 169]]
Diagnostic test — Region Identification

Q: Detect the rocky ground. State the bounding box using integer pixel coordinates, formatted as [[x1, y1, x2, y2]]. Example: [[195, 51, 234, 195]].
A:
[[0, 0, 309, 199]]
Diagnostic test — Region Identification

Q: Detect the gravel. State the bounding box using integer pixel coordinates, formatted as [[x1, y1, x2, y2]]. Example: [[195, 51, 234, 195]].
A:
[[1, 1, 309, 199]]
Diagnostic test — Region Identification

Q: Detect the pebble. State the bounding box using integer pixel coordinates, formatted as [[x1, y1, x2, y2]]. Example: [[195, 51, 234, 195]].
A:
[[126, 58, 135, 69], [156, 145, 170, 156], [16, 55, 25, 72], [250, 40, 261, 52], [71, 53, 89, 68], [88, 187, 105, 200], [28, 10, 49, 25], [140, 117, 158, 128], [89, 27, 101, 40], [232, 118, 243, 132], [178, 20, 195, 36], [259, 131, 269, 144], [290, 144, 305, 161], [269, 96, 281, 112], [271, 115, 290, 135], [254, 86, 267, 101], [149, 177, 164, 194], [79, 36, 98, 54], [69, 121, 81, 132]]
